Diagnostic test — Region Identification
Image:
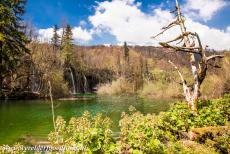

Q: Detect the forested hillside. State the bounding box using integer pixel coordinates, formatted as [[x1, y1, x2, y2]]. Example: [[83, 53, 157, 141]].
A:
[[1, 42, 229, 99]]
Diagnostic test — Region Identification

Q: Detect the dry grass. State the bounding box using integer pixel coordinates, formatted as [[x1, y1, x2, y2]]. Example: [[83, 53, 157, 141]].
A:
[[201, 53, 230, 98], [97, 77, 134, 95], [139, 81, 181, 99]]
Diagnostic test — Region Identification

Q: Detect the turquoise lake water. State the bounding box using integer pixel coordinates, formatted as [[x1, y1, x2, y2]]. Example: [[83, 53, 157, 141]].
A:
[[0, 96, 173, 145]]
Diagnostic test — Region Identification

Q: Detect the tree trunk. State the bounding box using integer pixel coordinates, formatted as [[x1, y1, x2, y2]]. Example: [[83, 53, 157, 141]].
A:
[[154, 0, 224, 113], [176, 0, 199, 112]]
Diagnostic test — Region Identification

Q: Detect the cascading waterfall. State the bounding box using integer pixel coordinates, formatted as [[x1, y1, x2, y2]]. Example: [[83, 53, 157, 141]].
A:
[[83, 74, 89, 93], [69, 68, 77, 94], [31, 67, 36, 92]]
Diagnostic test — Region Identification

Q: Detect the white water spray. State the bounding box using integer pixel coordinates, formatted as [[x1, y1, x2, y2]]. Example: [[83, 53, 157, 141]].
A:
[[69, 68, 76, 94]]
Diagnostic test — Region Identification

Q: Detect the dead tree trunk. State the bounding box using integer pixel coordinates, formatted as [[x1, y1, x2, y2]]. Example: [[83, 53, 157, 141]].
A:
[[153, 0, 224, 113]]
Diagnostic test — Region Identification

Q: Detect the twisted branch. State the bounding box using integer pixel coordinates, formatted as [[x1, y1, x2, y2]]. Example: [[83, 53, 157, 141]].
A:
[[207, 55, 224, 61], [152, 19, 179, 38], [159, 42, 200, 54]]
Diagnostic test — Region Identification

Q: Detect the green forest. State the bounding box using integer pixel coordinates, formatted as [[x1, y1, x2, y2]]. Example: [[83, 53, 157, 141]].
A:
[[0, 0, 229, 153]]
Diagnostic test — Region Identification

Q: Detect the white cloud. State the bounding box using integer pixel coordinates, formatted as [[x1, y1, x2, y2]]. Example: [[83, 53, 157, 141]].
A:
[[72, 27, 92, 42], [38, 27, 92, 43], [79, 20, 87, 26], [38, 28, 54, 42], [87, 0, 230, 50], [186, 19, 230, 50], [183, 0, 228, 21], [37, 0, 230, 50], [227, 26, 230, 32], [89, 0, 175, 45]]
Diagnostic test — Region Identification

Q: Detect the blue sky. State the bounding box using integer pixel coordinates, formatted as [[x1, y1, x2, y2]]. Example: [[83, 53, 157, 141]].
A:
[[24, 0, 230, 50], [24, 0, 163, 28], [24, 0, 230, 29]]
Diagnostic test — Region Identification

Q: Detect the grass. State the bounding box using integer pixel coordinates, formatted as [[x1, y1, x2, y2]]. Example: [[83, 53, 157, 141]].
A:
[[97, 77, 135, 95], [139, 81, 181, 99]]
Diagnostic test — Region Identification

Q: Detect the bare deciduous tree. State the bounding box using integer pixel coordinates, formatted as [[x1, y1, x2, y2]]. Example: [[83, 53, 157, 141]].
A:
[[153, 0, 224, 112]]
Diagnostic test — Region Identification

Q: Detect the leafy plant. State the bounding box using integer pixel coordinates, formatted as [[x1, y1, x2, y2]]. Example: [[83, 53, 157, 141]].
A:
[[48, 112, 116, 153], [159, 98, 229, 135], [117, 106, 171, 153]]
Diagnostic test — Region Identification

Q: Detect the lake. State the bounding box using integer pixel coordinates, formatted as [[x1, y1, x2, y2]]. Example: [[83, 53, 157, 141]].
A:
[[0, 95, 173, 145]]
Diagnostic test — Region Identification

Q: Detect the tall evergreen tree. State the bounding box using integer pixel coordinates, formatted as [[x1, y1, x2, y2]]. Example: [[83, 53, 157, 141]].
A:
[[61, 24, 73, 65], [0, 0, 29, 90], [122, 41, 129, 78], [51, 25, 60, 51], [124, 41, 129, 63]]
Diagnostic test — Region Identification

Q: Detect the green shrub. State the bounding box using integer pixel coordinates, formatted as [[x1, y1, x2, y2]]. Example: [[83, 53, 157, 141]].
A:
[[195, 99, 229, 127], [224, 93, 230, 98], [169, 141, 218, 154], [117, 106, 173, 154], [48, 112, 116, 153], [46, 99, 229, 153], [159, 99, 229, 135]]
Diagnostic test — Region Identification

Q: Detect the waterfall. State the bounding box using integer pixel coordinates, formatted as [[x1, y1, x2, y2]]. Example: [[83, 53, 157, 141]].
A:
[[69, 68, 76, 94], [83, 74, 89, 93], [31, 67, 36, 92]]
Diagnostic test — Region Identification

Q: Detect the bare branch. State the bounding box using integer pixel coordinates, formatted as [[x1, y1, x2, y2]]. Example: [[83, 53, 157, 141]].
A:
[[164, 32, 197, 44], [193, 33, 202, 49], [168, 60, 193, 104], [176, 38, 183, 45], [159, 42, 200, 54], [168, 60, 186, 84], [152, 19, 178, 38], [170, 7, 177, 14], [164, 35, 184, 44], [207, 55, 224, 61], [162, 20, 178, 30]]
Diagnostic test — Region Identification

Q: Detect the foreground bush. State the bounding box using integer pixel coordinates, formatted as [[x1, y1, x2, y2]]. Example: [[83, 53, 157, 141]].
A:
[[1, 98, 228, 153], [117, 106, 172, 153], [46, 98, 229, 153], [48, 112, 116, 153], [116, 101, 229, 154], [160, 98, 229, 134]]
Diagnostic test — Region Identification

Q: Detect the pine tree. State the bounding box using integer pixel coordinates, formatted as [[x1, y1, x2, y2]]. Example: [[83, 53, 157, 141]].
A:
[[123, 41, 129, 78], [51, 25, 60, 51], [61, 24, 73, 65], [0, 0, 29, 90], [124, 41, 129, 63]]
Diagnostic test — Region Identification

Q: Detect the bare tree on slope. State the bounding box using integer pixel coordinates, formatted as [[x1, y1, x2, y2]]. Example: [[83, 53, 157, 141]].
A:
[[153, 0, 224, 112]]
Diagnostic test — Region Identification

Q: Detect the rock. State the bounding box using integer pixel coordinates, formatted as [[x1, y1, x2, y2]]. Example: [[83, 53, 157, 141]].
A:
[[188, 131, 199, 141], [188, 126, 230, 143]]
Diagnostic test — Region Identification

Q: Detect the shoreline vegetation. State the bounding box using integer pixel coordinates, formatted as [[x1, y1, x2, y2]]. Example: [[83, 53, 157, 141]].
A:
[[0, 0, 230, 153], [1, 96, 229, 153]]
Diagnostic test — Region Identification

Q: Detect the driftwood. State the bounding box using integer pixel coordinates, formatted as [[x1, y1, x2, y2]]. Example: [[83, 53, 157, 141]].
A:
[[48, 81, 56, 130], [153, 0, 224, 112]]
